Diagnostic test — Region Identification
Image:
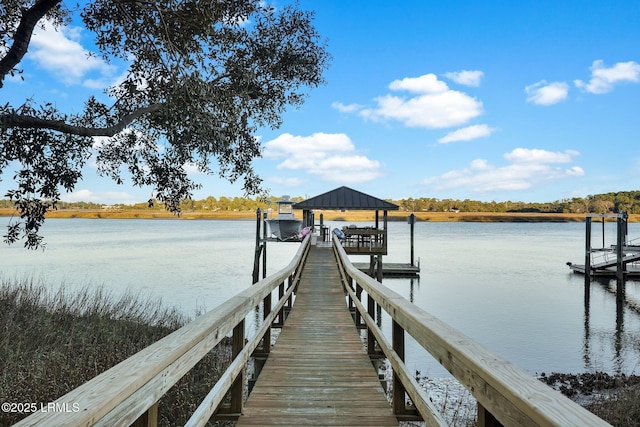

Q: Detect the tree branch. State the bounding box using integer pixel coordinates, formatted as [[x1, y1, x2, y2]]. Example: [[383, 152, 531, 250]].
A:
[[0, 0, 62, 88], [0, 103, 163, 137]]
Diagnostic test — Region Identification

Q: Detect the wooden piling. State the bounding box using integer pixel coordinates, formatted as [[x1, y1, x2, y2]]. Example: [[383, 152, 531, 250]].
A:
[[408, 213, 416, 267]]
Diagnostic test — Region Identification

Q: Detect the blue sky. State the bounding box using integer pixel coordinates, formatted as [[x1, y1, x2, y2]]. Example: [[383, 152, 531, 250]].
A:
[[2, 0, 640, 204]]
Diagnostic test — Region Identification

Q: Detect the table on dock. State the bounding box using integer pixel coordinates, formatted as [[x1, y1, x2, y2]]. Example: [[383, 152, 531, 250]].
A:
[[235, 245, 397, 426]]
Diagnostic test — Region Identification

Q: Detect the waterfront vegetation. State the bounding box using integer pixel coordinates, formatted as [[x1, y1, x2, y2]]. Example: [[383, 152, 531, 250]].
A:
[[0, 280, 231, 426], [1, 280, 640, 426], [2, 189, 640, 222]]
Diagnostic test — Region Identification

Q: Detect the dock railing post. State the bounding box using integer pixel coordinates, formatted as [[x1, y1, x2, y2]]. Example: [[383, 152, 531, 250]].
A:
[[277, 281, 285, 325], [230, 320, 245, 414], [477, 405, 503, 427], [250, 289, 272, 391], [131, 402, 158, 427], [367, 294, 376, 356], [286, 273, 294, 309], [392, 320, 408, 415], [354, 283, 362, 326], [262, 292, 272, 354]]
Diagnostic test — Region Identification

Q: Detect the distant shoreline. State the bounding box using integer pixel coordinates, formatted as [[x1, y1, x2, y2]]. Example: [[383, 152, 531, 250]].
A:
[[1, 208, 634, 222]]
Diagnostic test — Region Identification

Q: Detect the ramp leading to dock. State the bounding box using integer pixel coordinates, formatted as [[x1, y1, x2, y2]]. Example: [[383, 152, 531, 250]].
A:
[[569, 251, 640, 277], [235, 245, 397, 426], [591, 251, 640, 269]]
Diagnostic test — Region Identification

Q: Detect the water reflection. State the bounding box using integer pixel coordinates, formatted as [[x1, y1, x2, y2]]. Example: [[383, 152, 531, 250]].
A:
[[616, 279, 625, 374], [408, 277, 419, 303], [582, 276, 637, 374], [583, 280, 591, 368]]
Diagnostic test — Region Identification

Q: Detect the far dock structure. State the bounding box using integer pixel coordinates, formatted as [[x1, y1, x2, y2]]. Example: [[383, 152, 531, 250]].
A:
[[567, 212, 640, 280], [294, 186, 420, 279]]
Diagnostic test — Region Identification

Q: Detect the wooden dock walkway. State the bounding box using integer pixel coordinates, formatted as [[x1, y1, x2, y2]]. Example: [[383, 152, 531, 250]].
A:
[[236, 245, 397, 426]]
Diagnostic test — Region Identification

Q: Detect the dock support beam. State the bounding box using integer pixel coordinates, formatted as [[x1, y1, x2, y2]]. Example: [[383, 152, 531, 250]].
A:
[[584, 215, 592, 285], [616, 213, 626, 283], [408, 213, 416, 267], [616, 213, 628, 307]]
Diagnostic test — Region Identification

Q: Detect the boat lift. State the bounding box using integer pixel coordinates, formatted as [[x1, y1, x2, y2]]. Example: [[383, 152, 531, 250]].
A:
[[567, 212, 640, 280]]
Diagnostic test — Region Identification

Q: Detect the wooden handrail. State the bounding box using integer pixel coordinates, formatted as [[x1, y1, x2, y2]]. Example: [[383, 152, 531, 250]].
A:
[[15, 235, 311, 427], [332, 235, 612, 426]]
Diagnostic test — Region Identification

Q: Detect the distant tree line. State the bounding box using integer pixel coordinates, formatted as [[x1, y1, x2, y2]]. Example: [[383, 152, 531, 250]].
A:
[[397, 191, 640, 214], [1, 191, 639, 214]]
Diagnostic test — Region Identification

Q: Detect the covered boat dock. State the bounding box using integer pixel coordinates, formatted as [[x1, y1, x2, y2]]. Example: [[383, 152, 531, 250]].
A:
[[295, 186, 419, 278]]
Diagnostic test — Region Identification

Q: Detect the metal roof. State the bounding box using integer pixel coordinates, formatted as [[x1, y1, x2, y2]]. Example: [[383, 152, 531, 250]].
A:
[[294, 186, 399, 211]]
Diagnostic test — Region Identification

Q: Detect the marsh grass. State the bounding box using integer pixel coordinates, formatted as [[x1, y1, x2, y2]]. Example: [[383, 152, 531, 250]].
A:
[[585, 383, 640, 426], [540, 372, 640, 427], [0, 279, 231, 426]]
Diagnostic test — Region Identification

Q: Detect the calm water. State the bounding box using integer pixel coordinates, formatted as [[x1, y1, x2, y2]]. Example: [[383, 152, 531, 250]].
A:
[[2, 218, 640, 379]]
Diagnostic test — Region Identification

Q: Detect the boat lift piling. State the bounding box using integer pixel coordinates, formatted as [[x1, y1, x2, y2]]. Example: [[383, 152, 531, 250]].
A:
[[252, 208, 268, 284]]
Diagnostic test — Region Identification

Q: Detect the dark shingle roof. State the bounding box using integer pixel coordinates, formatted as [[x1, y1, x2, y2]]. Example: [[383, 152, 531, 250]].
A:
[[294, 186, 399, 211]]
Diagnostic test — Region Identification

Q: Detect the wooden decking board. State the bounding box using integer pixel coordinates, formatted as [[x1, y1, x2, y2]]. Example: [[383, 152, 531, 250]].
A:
[[235, 246, 398, 426], [236, 416, 399, 426]]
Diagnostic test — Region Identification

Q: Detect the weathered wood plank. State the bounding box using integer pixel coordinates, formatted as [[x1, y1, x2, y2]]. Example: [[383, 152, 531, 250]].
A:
[[236, 246, 397, 427]]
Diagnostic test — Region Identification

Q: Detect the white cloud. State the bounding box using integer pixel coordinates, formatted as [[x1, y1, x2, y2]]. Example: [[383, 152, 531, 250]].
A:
[[422, 148, 584, 193], [263, 133, 383, 184], [443, 70, 484, 87], [504, 148, 579, 164], [331, 102, 364, 113], [438, 124, 496, 143], [525, 81, 569, 105], [264, 132, 355, 159], [30, 20, 117, 87], [388, 74, 449, 93], [574, 60, 640, 94], [358, 73, 484, 129]]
